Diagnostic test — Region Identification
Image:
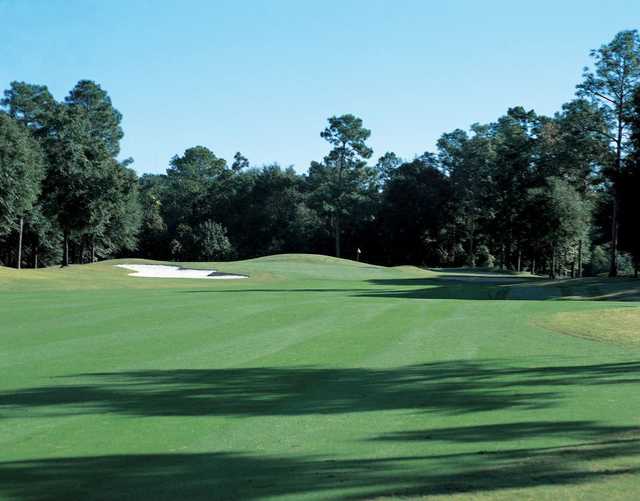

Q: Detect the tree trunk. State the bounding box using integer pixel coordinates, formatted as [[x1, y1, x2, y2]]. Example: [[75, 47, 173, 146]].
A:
[[334, 215, 341, 258], [609, 199, 619, 277], [516, 247, 521, 273], [450, 224, 457, 265], [34, 246, 38, 269], [334, 143, 346, 259], [468, 223, 476, 267], [550, 245, 557, 280], [17, 217, 24, 270], [577, 240, 583, 278], [531, 256, 536, 275], [63, 230, 70, 267], [609, 116, 624, 277]]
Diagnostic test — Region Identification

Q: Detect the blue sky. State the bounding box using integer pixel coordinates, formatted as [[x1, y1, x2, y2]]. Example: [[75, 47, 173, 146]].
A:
[[2, 0, 639, 174]]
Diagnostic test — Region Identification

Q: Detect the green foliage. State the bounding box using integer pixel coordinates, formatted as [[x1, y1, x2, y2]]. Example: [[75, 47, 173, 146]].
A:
[[194, 220, 234, 260], [618, 87, 640, 273], [544, 99, 610, 189], [163, 146, 228, 231], [437, 125, 494, 266], [231, 152, 249, 172], [577, 29, 640, 276], [526, 178, 591, 277], [475, 244, 495, 268], [137, 174, 168, 257], [311, 114, 376, 257], [587, 244, 611, 275], [378, 154, 450, 265], [169, 238, 183, 260], [320, 114, 373, 159], [374, 151, 402, 185], [22, 205, 61, 266], [240, 165, 315, 256], [65, 80, 124, 157], [1, 81, 56, 134], [577, 30, 640, 129], [98, 164, 142, 257], [2, 79, 140, 266], [587, 244, 636, 276], [43, 105, 109, 241], [0, 112, 44, 235], [1, 31, 638, 274]]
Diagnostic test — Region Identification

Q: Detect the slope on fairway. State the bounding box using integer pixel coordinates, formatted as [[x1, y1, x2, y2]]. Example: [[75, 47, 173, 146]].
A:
[[0, 255, 639, 500]]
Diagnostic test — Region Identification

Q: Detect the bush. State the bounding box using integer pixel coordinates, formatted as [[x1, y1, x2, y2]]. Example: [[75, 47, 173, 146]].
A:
[[584, 244, 635, 276], [475, 245, 495, 268], [195, 220, 234, 261]]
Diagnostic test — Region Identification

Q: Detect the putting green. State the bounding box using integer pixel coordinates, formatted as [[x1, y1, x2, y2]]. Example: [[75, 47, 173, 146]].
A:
[[1, 255, 639, 500]]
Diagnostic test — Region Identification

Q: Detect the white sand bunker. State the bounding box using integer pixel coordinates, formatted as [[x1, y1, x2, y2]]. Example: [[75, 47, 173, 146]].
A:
[[115, 264, 247, 280]]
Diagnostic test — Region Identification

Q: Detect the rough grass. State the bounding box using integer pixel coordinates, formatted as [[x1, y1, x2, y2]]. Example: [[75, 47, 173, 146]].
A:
[[1, 256, 639, 500], [538, 308, 640, 346]]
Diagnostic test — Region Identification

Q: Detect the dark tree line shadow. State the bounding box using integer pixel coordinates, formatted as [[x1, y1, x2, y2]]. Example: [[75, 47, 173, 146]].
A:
[[370, 420, 639, 444], [361, 275, 640, 301], [1, 359, 639, 498], [180, 273, 640, 301], [2, 360, 640, 419], [0, 434, 638, 499]]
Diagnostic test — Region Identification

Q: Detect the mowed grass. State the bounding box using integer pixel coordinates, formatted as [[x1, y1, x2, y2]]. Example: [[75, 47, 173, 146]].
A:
[[1, 254, 639, 500]]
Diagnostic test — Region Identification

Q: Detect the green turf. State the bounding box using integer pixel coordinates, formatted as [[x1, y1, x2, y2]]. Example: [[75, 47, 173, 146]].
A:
[[1, 254, 639, 500]]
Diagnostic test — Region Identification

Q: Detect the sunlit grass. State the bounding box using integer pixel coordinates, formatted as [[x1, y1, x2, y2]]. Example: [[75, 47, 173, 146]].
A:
[[539, 308, 640, 346], [1, 255, 639, 499]]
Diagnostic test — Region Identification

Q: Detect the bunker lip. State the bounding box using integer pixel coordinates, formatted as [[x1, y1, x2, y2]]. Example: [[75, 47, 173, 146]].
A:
[[115, 264, 248, 279]]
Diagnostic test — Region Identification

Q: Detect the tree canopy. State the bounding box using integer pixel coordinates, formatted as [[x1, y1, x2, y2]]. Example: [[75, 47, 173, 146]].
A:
[[2, 31, 640, 277]]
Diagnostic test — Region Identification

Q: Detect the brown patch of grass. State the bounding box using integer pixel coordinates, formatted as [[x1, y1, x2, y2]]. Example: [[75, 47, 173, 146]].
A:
[[537, 308, 640, 346]]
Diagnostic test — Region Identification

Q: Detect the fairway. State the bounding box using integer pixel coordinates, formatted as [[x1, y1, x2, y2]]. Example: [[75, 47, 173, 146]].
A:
[[1, 255, 639, 500]]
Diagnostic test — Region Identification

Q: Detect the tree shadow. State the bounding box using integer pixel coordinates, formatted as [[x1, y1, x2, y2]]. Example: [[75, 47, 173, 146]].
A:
[[370, 420, 638, 443], [2, 360, 639, 498], [0, 436, 638, 500], [179, 274, 640, 301], [1, 360, 639, 419], [362, 275, 640, 301]]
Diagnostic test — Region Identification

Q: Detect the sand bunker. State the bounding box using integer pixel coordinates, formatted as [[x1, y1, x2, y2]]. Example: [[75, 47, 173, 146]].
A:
[[115, 264, 247, 280]]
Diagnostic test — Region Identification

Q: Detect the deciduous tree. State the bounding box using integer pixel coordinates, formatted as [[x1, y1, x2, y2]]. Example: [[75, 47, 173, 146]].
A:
[[0, 112, 45, 268]]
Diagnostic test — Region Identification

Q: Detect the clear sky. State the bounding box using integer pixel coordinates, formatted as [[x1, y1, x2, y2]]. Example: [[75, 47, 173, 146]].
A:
[[2, 0, 639, 174]]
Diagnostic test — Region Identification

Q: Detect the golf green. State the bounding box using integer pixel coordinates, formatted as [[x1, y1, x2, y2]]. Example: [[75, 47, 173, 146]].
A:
[[1, 255, 639, 500]]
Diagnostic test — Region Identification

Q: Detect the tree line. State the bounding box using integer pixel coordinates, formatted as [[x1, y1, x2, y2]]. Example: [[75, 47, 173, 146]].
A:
[[1, 30, 639, 277]]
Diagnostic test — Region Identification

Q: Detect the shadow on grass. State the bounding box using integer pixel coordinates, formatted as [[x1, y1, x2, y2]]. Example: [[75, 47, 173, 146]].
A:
[[2, 360, 639, 498], [362, 275, 640, 301], [2, 360, 639, 418], [371, 420, 638, 443], [0, 436, 638, 500], [180, 274, 640, 301]]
